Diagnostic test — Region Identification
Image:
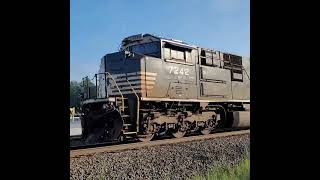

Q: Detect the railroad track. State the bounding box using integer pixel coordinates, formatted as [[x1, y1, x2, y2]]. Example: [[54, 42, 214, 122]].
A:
[[70, 129, 249, 158], [70, 138, 139, 150]]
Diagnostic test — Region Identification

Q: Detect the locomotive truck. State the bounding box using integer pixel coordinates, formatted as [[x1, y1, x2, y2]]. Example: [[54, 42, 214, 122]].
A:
[[80, 33, 250, 143]]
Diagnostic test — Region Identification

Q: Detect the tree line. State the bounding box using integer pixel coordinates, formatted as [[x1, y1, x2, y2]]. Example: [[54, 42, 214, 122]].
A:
[[70, 80, 96, 111]]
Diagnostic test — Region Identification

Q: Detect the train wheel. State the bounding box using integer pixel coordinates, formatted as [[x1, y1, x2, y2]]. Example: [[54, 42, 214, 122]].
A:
[[200, 113, 217, 135], [138, 114, 156, 142], [138, 133, 155, 142], [172, 122, 188, 138], [200, 128, 211, 135], [172, 130, 186, 138]]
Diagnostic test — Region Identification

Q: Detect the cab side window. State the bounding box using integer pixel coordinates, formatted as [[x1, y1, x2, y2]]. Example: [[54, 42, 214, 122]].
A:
[[200, 50, 221, 68], [223, 54, 244, 82], [163, 42, 192, 63]]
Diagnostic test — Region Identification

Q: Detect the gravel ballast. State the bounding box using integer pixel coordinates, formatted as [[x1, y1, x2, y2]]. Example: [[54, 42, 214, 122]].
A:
[[70, 134, 250, 180]]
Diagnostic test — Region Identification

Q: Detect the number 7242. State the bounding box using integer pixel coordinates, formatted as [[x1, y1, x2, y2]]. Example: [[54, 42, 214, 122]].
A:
[[168, 66, 190, 76]]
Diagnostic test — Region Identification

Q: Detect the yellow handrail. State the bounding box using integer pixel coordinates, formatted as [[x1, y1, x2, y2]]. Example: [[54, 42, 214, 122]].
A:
[[99, 72, 140, 132], [125, 78, 140, 133], [105, 72, 124, 112]]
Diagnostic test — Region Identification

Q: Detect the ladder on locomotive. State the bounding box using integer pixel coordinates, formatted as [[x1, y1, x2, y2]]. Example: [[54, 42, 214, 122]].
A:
[[115, 97, 133, 134], [105, 72, 140, 135]]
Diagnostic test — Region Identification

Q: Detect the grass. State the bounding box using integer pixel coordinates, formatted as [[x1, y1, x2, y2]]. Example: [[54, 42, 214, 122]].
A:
[[194, 153, 250, 180]]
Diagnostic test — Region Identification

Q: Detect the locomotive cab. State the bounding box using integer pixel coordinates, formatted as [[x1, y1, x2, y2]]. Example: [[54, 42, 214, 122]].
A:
[[121, 34, 161, 58]]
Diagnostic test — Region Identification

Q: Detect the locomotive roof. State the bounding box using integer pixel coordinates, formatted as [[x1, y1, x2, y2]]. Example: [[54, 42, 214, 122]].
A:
[[122, 33, 249, 59], [122, 33, 196, 48]]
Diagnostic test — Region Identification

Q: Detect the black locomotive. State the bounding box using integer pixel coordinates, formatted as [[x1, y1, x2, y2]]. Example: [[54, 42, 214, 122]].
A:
[[80, 34, 250, 143]]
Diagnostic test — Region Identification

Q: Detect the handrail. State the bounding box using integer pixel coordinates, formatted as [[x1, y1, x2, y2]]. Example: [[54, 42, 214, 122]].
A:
[[242, 66, 250, 80], [125, 78, 140, 133], [95, 72, 124, 112], [106, 72, 124, 112]]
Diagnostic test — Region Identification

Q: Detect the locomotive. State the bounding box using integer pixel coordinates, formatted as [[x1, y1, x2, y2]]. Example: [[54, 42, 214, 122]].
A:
[[80, 33, 250, 143]]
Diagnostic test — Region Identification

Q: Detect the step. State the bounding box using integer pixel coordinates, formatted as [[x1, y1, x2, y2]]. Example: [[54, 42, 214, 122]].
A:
[[116, 101, 128, 104], [116, 103, 128, 106], [116, 97, 128, 100], [121, 115, 130, 118], [118, 106, 128, 108], [123, 132, 137, 135], [123, 124, 133, 126], [117, 106, 128, 109]]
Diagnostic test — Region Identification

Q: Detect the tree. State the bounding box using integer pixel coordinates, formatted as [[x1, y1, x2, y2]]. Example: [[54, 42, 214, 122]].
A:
[[70, 81, 82, 110], [70, 79, 97, 111]]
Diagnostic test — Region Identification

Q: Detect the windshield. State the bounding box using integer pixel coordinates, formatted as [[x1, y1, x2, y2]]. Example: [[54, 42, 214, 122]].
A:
[[130, 42, 160, 58]]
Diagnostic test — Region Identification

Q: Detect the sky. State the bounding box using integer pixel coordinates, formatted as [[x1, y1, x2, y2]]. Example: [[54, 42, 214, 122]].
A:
[[70, 0, 250, 81]]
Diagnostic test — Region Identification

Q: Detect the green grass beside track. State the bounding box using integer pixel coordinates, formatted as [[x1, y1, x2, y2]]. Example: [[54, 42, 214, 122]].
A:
[[194, 153, 250, 180]]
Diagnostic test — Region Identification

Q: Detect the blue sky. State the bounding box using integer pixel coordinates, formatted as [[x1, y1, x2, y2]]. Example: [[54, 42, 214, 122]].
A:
[[71, 0, 250, 81]]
